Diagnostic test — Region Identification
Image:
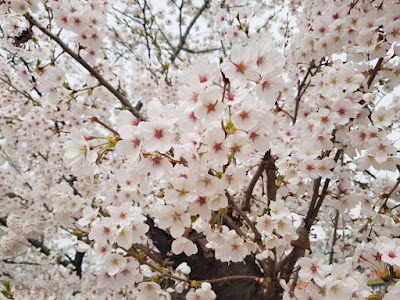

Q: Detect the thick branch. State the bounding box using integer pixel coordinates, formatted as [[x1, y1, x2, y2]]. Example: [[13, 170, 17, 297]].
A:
[[24, 13, 146, 121], [265, 153, 277, 202], [278, 148, 343, 281], [306, 149, 343, 228]]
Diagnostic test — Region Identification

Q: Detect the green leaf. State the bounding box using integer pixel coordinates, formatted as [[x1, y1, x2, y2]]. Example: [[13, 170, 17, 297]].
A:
[[2, 282, 11, 292], [214, 171, 223, 179], [1, 282, 13, 299], [225, 119, 237, 134], [277, 174, 285, 186], [365, 296, 383, 300], [71, 231, 85, 237], [62, 82, 70, 89]]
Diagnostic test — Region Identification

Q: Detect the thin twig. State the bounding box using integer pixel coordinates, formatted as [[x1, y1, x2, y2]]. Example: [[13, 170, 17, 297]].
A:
[[91, 117, 120, 136], [135, 244, 174, 267], [382, 175, 400, 209], [62, 175, 83, 197], [170, 0, 210, 62], [367, 57, 384, 89], [243, 151, 269, 211], [329, 209, 340, 264], [292, 60, 315, 125], [181, 47, 221, 54], [289, 267, 300, 294], [227, 192, 262, 242], [223, 214, 246, 237], [0, 76, 41, 106], [203, 275, 259, 283]]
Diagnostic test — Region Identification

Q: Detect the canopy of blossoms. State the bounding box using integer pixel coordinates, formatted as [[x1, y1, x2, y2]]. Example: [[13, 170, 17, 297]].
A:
[[0, 0, 400, 300]]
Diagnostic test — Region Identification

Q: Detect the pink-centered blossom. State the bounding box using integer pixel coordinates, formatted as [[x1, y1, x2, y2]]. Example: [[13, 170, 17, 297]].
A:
[[298, 253, 332, 285]]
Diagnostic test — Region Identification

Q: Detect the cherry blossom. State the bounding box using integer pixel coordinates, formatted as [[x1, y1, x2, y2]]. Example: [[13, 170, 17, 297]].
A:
[[298, 253, 332, 286], [1, 0, 400, 299]]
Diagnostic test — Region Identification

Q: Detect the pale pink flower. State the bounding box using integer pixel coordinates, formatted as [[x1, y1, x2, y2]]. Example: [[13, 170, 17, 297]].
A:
[[269, 200, 290, 220], [115, 225, 133, 249], [78, 206, 99, 227], [137, 282, 162, 300], [202, 128, 229, 165], [186, 282, 216, 300], [256, 215, 275, 235], [89, 218, 117, 244], [221, 44, 258, 88], [189, 195, 212, 221], [107, 202, 138, 227], [93, 243, 112, 263], [154, 205, 191, 238], [139, 154, 173, 180], [63, 129, 98, 177], [185, 58, 219, 87], [298, 253, 332, 286], [377, 237, 400, 267], [104, 253, 127, 276], [115, 126, 142, 161], [171, 237, 198, 256], [139, 121, 173, 153], [116, 260, 142, 287], [194, 86, 225, 122]]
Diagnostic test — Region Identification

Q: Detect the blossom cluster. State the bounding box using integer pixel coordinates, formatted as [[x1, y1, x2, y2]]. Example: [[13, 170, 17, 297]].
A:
[[0, 0, 399, 299]]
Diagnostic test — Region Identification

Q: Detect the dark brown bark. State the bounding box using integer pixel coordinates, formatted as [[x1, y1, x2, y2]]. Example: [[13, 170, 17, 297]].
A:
[[146, 217, 266, 299]]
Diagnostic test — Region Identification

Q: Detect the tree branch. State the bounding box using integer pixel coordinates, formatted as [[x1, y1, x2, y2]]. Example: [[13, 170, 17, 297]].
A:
[[170, 0, 209, 62], [367, 57, 384, 89], [329, 209, 340, 264], [265, 153, 277, 202], [223, 214, 246, 237], [24, 13, 146, 121], [278, 148, 343, 281], [227, 193, 262, 242], [293, 60, 314, 125], [243, 151, 269, 211], [181, 47, 221, 54], [0, 76, 41, 106]]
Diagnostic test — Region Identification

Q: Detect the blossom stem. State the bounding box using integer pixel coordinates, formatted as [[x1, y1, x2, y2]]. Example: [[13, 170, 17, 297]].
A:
[[91, 117, 120, 136]]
